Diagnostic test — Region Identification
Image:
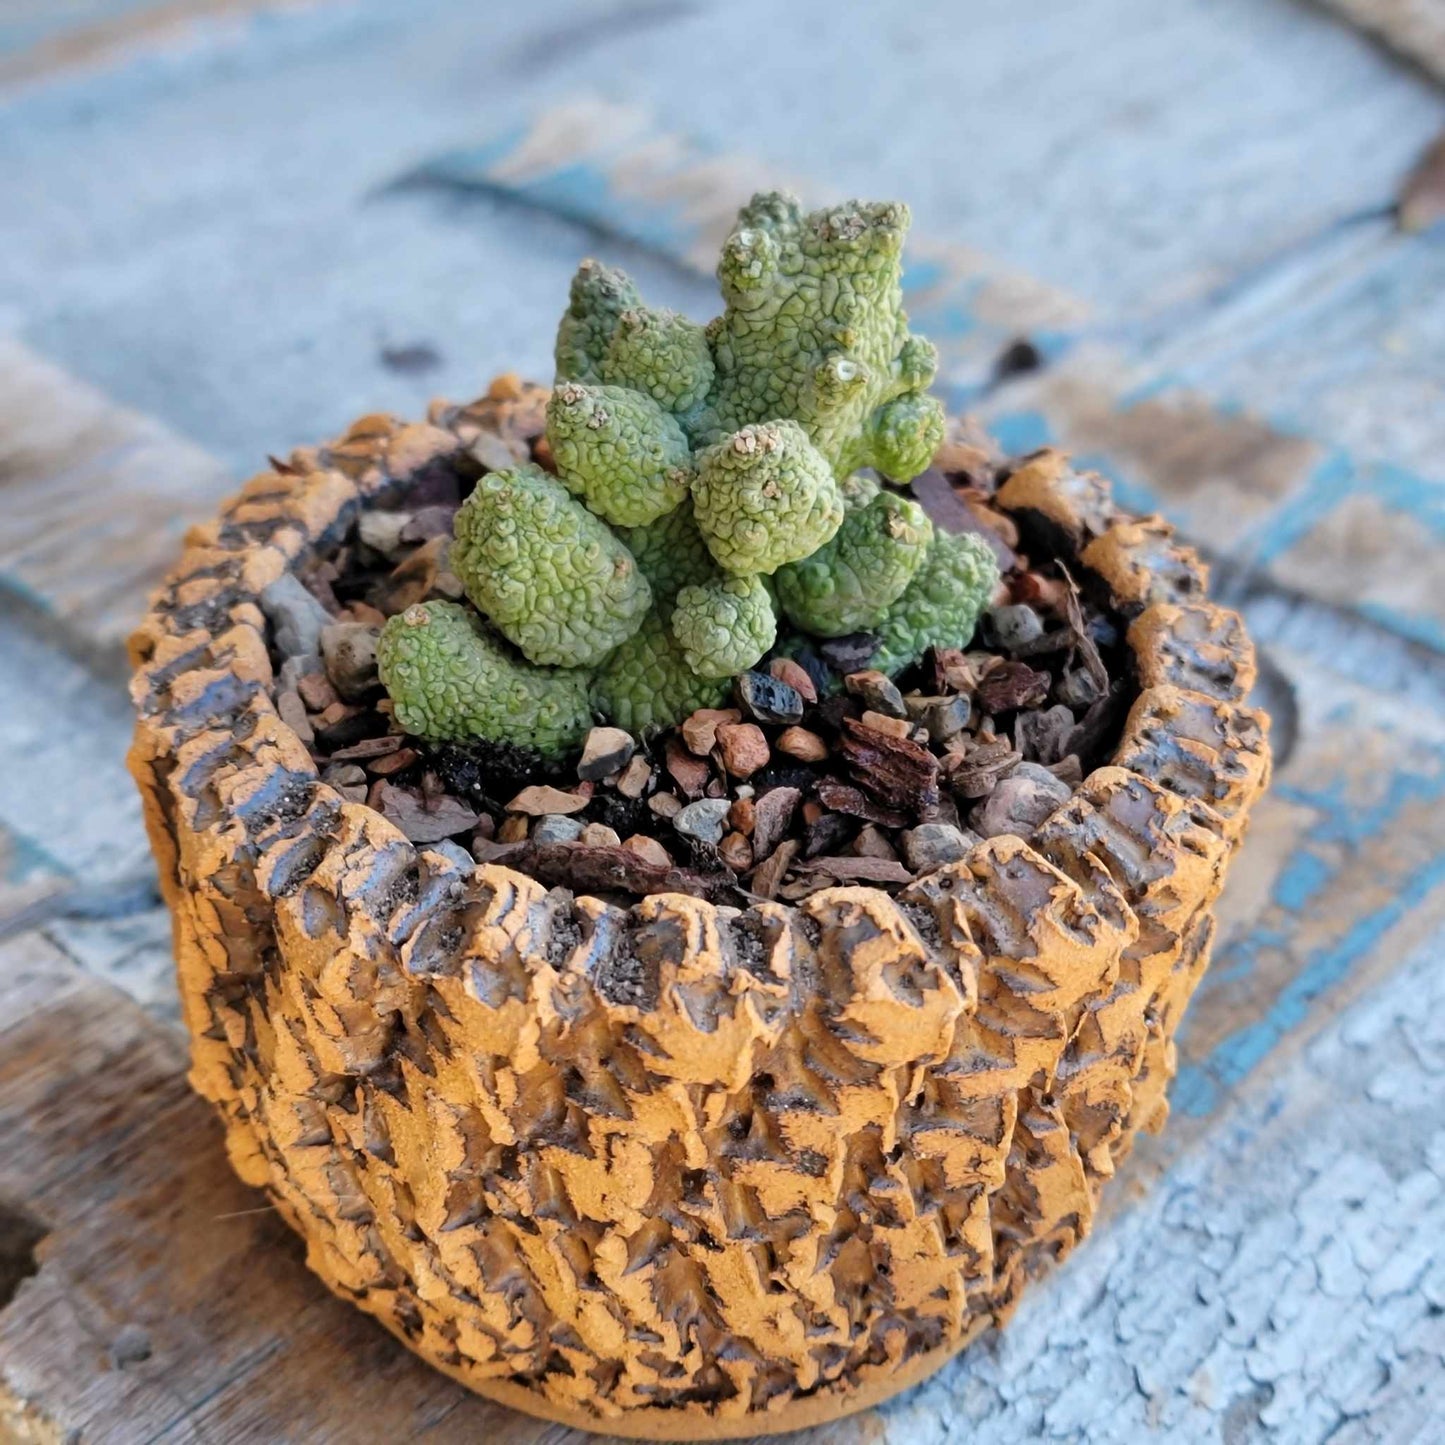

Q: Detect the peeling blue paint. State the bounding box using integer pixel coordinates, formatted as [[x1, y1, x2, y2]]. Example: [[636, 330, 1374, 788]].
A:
[[1272, 851, 1332, 912], [1232, 448, 1357, 568], [1178, 755, 1445, 1115], [988, 409, 1054, 457]]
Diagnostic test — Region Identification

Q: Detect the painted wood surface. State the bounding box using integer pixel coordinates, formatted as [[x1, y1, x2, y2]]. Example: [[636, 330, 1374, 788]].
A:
[[2, 1, 1444, 1441]]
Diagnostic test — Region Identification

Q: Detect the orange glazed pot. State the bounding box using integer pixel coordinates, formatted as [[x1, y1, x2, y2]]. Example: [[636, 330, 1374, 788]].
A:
[[129, 390, 1270, 1439]]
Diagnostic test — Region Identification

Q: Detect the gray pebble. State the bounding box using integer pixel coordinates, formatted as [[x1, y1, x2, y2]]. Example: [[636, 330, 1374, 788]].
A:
[[901, 822, 980, 874], [533, 814, 586, 845], [358, 510, 413, 560], [320, 621, 381, 700], [845, 669, 907, 719], [921, 693, 972, 742], [260, 573, 333, 659], [989, 603, 1044, 650], [975, 761, 1074, 838], [674, 797, 732, 845]]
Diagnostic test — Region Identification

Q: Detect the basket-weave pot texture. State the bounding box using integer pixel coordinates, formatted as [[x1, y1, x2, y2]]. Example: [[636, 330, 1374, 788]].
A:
[[128, 393, 1271, 1439]]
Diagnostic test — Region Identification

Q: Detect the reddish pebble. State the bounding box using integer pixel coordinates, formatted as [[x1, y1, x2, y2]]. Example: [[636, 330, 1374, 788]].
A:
[[775, 726, 828, 762], [768, 657, 818, 704], [615, 754, 652, 798], [664, 737, 712, 798], [728, 796, 756, 836], [681, 707, 742, 756], [718, 831, 754, 872], [716, 722, 770, 779]]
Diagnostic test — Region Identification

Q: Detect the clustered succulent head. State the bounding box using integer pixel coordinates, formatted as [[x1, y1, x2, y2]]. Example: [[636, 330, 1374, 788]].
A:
[[379, 193, 1000, 757]]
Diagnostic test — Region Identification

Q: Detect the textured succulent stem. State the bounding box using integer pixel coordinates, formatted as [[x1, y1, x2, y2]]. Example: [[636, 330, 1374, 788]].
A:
[[376, 601, 592, 757], [450, 463, 652, 668]]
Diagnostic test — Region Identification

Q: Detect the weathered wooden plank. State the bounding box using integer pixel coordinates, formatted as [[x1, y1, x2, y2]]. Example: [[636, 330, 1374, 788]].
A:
[[1172, 585, 1445, 1131], [2, 0, 1438, 462], [0, 933, 870, 1445], [0, 0, 328, 88], [0, 339, 229, 666]]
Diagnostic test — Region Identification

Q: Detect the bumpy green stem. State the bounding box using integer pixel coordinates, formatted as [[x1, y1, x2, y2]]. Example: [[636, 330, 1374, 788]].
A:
[[691, 420, 844, 576], [377, 602, 592, 758], [671, 574, 776, 678], [868, 531, 1001, 677], [774, 490, 934, 637], [590, 612, 731, 733], [380, 192, 980, 750], [618, 500, 721, 607], [450, 463, 652, 668], [546, 383, 692, 528]]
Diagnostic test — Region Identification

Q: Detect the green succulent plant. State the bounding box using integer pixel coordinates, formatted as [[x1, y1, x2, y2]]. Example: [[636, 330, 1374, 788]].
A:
[[378, 192, 999, 756]]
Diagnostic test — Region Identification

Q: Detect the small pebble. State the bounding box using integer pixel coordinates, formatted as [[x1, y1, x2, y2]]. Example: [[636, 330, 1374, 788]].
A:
[[320, 621, 382, 701], [623, 835, 672, 869], [615, 755, 652, 798], [851, 825, 899, 862], [665, 738, 712, 798], [674, 797, 732, 845], [276, 690, 314, 744], [649, 792, 683, 819], [358, 510, 413, 559], [533, 814, 585, 845], [260, 573, 332, 659], [718, 831, 754, 872], [716, 723, 770, 779], [775, 726, 829, 763], [906, 693, 972, 742], [580, 822, 622, 848], [768, 657, 818, 704], [296, 671, 339, 712], [902, 822, 979, 874], [682, 707, 741, 756], [729, 796, 757, 836], [819, 633, 879, 675], [578, 726, 635, 782], [752, 786, 801, 858], [507, 785, 590, 815], [369, 747, 418, 776], [987, 603, 1044, 650], [860, 710, 912, 739], [845, 670, 907, 718], [473, 429, 525, 472], [498, 815, 530, 843], [1056, 668, 1103, 709], [974, 762, 1073, 838], [735, 670, 804, 726]]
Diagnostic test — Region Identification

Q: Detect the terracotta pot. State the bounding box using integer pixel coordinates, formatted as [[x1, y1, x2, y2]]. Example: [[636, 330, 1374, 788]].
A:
[[128, 392, 1270, 1439]]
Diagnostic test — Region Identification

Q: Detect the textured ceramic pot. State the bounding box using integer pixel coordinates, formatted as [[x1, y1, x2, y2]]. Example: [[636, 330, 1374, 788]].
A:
[[128, 393, 1271, 1439]]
